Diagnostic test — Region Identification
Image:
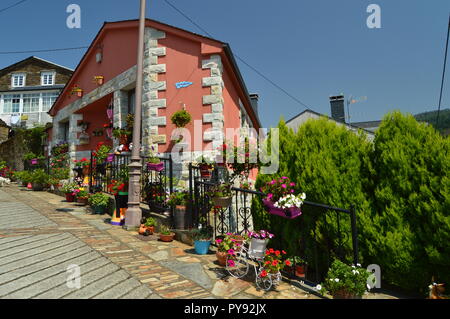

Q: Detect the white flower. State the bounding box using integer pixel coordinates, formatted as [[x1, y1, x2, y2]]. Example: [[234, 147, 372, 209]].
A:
[[334, 278, 340, 282], [315, 284, 322, 290], [356, 263, 361, 267]]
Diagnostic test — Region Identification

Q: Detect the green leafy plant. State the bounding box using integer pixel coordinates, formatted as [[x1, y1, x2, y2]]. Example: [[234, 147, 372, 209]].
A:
[[210, 183, 232, 198], [319, 259, 372, 298], [29, 169, 50, 185], [167, 191, 190, 207], [60, 182, 78, 194], [144, 217, 157, 227], [159, 225, 172, 235], [190, 226, 213, 241], [170, 109, 191, 128], [88, 192, 110, 207], [215, 233, 244, 253]]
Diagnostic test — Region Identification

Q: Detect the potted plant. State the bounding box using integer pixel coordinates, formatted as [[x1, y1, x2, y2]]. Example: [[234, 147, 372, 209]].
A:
[[74, 158, 91, 177], [290, 256, 308, 277], [93, 75, 104, 85], [258, 248, 290, 287], [215, 232, 245, 266], [61, 182, 77, 202], [210, 183, 233, 208], [92, 142, 112, 175], [88, 192, 110, 214], [71, 85, 83, 97], [167, 191, 190, 230], [318, 260, 372, 299], [190, 226, 213, 255], [13, 171, 31, 187], [146, 145, 164, 171], [170, 109, 192, 128], [159, 225, 175, 242], [140, 217, 157, 235], [73, 188, 89, 205], [261, 177, 305, 219], [247, 230, 274, 259], [29, 169, 49, 191], [196, 155, 214, 178]]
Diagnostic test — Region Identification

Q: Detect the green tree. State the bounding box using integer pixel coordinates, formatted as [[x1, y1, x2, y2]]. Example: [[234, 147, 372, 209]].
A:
[[364, 111, 450, 293]]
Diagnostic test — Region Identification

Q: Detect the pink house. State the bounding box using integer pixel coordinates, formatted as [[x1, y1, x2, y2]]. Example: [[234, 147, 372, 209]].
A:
[[48, 19, 261, 179]]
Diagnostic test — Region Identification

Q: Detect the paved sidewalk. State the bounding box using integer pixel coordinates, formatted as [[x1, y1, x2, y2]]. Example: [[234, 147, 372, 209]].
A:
[[0, 185, 320, 299]]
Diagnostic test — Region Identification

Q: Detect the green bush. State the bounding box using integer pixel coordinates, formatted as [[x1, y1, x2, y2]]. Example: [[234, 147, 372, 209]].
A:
[[252, 112, 450, 295], [88, 192, 110, 207], [362, 111, 450, 293], [29, 169, 50, 185]]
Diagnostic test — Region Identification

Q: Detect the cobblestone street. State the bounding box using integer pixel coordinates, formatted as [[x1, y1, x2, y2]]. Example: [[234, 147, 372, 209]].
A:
[[0, 185, 324, 299]]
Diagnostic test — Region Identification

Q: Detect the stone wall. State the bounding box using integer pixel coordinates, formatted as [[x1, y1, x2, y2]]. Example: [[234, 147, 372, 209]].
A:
[[0, 133, 28, 171]]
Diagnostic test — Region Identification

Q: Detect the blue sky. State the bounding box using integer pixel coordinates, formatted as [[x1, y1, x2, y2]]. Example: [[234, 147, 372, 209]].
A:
[[0, 0, 449, 128]]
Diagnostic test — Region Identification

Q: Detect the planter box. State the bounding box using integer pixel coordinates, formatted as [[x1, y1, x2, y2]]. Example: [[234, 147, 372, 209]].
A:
[[65, 193, 75, 202], [147, 162, 164, 172], [262, 199, 302, 219], [32, 183, 44, 191]]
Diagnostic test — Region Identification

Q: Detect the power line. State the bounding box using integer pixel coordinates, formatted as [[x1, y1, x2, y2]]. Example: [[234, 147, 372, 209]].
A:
[[163, 0, 315, 112], [0, 46, 89, 55], [0, 0, 29, 14], [436, 14, 450, 128]]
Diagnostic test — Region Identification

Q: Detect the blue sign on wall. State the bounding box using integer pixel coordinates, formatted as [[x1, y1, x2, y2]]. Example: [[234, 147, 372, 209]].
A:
[[175, 81, 193, 89]]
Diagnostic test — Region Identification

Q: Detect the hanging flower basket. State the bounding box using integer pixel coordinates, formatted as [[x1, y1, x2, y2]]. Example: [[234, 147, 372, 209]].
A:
[[93, 75, 104, 85], [147, 161, 164, 172], [262, 199, 302, 219], [199, 164, 212, 178]]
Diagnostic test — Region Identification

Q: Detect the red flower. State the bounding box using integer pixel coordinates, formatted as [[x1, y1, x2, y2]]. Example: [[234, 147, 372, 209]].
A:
[[272, 260, 278, 266], [269, 248, 274, 254], [260, 270, 267, 278], [282, 250, 287, 255], [285, 260, 291, 266], [275, 250, 280, 256]]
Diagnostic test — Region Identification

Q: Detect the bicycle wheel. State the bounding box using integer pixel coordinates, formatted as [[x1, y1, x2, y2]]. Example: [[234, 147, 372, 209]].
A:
[[256, 269, 273, 291], [226, 252, 249, 278]]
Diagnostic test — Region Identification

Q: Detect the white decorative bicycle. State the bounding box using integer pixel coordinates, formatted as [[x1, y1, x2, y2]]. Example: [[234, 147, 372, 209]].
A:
[[225, 238, 281, 291]]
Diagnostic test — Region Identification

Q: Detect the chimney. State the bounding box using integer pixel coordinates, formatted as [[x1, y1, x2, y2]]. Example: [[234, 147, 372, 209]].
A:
[[249, 93, 259, 115], [329, 94, 345, 123]]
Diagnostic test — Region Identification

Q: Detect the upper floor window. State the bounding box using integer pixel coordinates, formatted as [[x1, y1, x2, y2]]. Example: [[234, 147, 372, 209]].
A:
[[41, 72, 55, 86], [11, 73, 25, 87]]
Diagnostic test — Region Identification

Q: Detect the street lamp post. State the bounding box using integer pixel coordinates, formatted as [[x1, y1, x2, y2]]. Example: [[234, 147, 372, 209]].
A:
[[124, 0, 146, 230]]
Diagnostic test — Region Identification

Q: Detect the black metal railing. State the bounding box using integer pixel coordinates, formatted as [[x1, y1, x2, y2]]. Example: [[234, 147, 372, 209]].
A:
[[188, 163, 359, 286], [89, 152, 173, 211]]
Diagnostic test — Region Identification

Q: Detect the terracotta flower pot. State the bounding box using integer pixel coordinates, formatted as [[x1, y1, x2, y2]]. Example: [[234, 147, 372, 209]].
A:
[[146, 225, 155, 234], [139, 224, 147, 235], [159, 232, 175, 242], [216, 251, 228, 266], [77, 197, 88, 206], [295, 264, 307, 277], [82, 166, 90, 177], [332, 289, 361, 299]]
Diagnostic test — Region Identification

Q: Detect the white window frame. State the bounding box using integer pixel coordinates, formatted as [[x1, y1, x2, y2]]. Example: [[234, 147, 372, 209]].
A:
[[11, 73, 26, 88], [41, 71, 55, 86]]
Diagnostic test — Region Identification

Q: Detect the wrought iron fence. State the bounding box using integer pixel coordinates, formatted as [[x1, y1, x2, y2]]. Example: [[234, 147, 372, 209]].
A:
[[188, 163, 359, 286], [89, 152, 173, 211]]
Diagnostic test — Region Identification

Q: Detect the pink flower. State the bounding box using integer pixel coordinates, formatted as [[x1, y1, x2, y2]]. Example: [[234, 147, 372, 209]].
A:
[[227, 249, 235, 255], [227, 259, 235, 267], [290, 182, 295, 186], [267, 193, 273, 199], [270, 180, 275, 185], [281, 184, 287, 188], [282, 176, 288, 179], [216, 239, 223, 244]]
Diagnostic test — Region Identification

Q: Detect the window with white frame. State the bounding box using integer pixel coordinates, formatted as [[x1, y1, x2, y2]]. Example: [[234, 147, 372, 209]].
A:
[[41, 72, 55, 86], [2, 94, 21, 113], [23, 93, 40, 113], [11, 73, 25, 87], [41, 92, 58, 111]]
